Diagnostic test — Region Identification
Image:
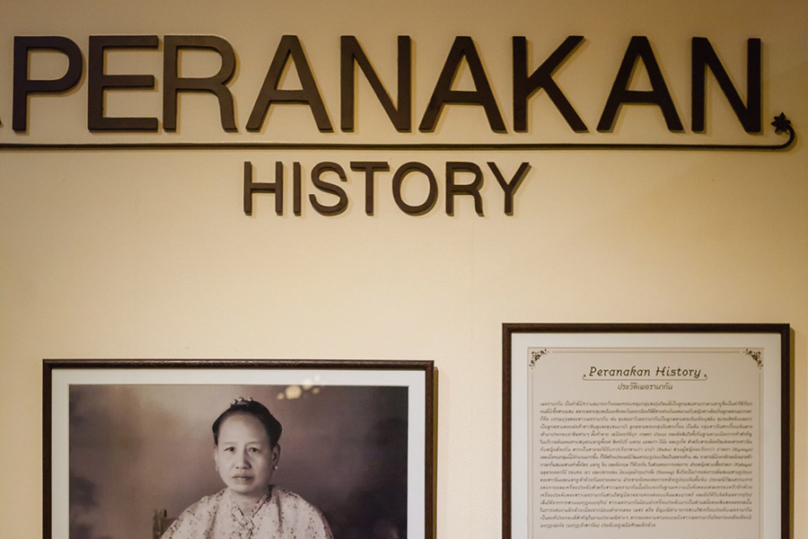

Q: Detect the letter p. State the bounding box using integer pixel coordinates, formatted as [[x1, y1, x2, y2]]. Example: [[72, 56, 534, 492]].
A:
[[13, 36, 83, 132]]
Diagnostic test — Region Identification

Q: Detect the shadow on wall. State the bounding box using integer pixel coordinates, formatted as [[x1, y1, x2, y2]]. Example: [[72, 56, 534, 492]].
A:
[[69, 384, 409, 539]]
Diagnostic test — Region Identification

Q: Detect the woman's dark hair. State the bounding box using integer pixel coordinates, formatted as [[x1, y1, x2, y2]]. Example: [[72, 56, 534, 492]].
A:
[[212, 398, 283, 447]]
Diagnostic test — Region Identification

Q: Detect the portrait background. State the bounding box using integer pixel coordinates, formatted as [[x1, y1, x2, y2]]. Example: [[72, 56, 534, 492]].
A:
[[68, 384, 408, 539]]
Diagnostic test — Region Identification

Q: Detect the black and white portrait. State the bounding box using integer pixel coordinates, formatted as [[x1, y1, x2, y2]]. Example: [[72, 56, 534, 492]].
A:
[[61, 374, 419, 539]]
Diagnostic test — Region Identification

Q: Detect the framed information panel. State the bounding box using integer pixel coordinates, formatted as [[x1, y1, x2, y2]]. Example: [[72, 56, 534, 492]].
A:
[[503, 324, 790, 539]]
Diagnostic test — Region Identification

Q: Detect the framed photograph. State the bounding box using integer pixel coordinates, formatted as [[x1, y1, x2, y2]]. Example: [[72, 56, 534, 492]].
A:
[[503, 324, 790, 539], [44, 359, 435, 539]]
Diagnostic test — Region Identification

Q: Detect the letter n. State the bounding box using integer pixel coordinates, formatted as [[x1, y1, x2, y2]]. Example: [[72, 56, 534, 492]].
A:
[[341, 36, 411, 132], [691, 38, 761, 133]]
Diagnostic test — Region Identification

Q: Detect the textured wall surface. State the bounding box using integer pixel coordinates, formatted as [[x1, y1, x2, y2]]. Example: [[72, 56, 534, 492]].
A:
[[0, 0, 806, 538]]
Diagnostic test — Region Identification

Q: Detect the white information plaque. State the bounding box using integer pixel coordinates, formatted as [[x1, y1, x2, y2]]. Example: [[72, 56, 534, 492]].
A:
[[503, 324, 789, 539]]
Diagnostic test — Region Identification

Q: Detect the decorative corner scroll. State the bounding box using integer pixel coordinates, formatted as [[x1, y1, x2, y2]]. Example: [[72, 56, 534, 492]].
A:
[[529, 349, 549, 368], [744, 349, 763, 369]]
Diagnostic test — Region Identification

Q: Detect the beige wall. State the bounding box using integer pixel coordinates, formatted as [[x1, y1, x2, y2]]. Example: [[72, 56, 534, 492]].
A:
[[1, 0, 806, 538]]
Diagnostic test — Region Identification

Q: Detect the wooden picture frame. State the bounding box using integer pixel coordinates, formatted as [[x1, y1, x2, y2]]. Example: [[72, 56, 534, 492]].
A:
[[44, 359, 436, 539]]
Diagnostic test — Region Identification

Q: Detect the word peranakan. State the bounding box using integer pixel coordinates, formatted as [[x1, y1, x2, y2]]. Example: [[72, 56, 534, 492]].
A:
[[9, 34, 761, 134]]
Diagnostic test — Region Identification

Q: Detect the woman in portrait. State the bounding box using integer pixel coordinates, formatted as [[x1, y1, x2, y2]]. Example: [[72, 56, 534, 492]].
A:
[[161, 397, 332, 539]]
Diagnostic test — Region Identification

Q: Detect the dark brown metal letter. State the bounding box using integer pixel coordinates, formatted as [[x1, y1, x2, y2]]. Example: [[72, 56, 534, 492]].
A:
[[488, 162, 530, 215], [243, 161, 284, 216], [351, 161, 390, 215], [341, 36, 411, 132], [310, 162, 348, 215], [13, 36, 83, 132], [88, 35, 159, 131], [392, 162, 438, 215], [598, 36, 683, 132], [248, 36, 333, 132], [419, 37, 506, 133], [446, 162, 484, 216], [692, 38, 761, 133], [513, 36, 587, 132], [163, 35, 237, 132]]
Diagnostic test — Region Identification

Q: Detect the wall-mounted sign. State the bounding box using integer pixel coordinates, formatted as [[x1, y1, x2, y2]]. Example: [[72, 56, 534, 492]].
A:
[[1, 34, 795, 216], [2, 35, 793, 148]]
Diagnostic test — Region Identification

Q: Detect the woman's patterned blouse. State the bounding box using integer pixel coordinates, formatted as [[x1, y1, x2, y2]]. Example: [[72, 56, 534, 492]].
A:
[[161, 486, 333, 539]]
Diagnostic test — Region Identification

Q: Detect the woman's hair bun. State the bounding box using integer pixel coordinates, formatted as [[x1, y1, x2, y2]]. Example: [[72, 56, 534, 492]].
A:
[[212, 397, 283, 447]]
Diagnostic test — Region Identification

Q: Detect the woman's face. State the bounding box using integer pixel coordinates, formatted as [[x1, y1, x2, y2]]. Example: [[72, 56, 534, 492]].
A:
[[214, 413, 279, 502]]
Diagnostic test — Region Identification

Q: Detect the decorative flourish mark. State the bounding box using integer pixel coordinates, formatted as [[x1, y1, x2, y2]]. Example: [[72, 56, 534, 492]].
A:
[[744, 349, 763, 369], [772, 113, 791, 134], [529, 349, 549, 368]]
